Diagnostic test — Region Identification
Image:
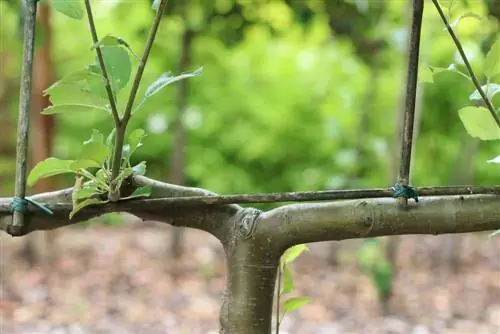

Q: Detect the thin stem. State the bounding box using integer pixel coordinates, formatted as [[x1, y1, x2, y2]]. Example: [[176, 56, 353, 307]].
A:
[[275, 266, 281, 334], [399, 0, 424, 190], [11, 0, 39, 235], [431, 0, 500, 127], [83, 0, 120, 127], [109, 0, 170, 185]]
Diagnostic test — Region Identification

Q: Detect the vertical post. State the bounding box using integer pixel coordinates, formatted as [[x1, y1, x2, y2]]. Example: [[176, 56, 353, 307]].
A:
[[397, 0, 424, 198], [10, 0, 39, 235]]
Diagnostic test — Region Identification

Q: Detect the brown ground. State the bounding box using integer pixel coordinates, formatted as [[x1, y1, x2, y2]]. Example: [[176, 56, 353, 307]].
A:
[[0, 216, 499, 334]]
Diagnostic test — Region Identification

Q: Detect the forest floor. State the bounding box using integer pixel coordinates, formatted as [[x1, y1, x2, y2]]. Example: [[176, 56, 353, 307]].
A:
[[0, 215, 499, 334]]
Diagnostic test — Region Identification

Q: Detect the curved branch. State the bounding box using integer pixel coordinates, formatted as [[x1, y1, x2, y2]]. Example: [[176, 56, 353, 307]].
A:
[[257, 195, 500, 247]]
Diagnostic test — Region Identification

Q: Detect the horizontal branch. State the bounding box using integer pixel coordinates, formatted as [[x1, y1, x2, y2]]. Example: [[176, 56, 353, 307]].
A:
[[0, 176, 242, 238], [258, 194, 500, 248]]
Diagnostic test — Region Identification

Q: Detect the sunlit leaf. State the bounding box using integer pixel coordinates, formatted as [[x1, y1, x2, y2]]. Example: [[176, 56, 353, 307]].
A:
[[280, 264, 294, 294], [128, 128, 147, 156], [485, 37, 500, 79], [41, 104, 109, 115], [487, 155, 500, 164], [418, 66, 434, 84], [132, 161, 147, 176], [458, 106, 500, 140], [121, 186, 152, 200], [70, 198, 108, 219], [27, 158, 77, 187], [283, 297, 312, 313], [70, 159, 100, 170], [448, 12, 481, 29], [469, 84, 500, 103], [52, 0, 83, 20], [75, 186, 99, 200], [91, 35, 138, 59], [81, 138, 109, 166], [88, 46, 132, 96], [281, 244, 309, 267], [145, 67, 203, 98]]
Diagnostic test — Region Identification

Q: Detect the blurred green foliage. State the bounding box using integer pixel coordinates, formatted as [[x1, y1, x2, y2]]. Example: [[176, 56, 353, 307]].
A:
[[0, 0, 499, 212]]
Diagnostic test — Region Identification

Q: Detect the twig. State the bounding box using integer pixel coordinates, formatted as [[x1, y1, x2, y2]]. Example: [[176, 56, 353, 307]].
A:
[[109, 0, 170, 185], [431, 0, 500, 127], [83, 0, 120, 126], [398, 0, 424, 195], [11, 0, 39, 234]]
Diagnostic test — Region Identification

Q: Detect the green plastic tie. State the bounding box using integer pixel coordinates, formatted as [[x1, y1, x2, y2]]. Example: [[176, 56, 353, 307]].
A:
[[391, 182, 419, 203], [10, 197, 54, 216]]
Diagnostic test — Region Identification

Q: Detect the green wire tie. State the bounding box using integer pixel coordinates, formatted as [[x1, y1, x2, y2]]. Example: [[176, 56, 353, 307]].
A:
[[391, 182, 419, 203], [10, 197, 54, 216]]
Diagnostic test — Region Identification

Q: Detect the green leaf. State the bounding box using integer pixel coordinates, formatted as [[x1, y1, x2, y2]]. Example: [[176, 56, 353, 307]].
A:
[[458, 106, 500, 140], [89, 46, 132, 96], [485, 37, 500, 79], [70, 159, 100, 170], [448, 12, 481, 29], [121, 186, 152, 200], [418, 66, 434, 84], [487, 155, 500, 164], [145, 67, 203, 98], [128, 129, 147, 156], [75, 186, 99, 200], [41, 104, 109, 115], [283, 297, 312, 313], [91, 35, 138, 59], [106, 129, 116, 147], [81, 130, 109, 165], [469, 84, 500, 106], [280, 264, 294, 294], [281, 244, 308, 267], [132, 161, 147, 176], [52, 0, 83, 20], [70, 198, 108, 219], [27, 158, 77, 187]]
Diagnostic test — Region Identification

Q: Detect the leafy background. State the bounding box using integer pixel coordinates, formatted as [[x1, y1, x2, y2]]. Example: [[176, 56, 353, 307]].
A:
[[0, 0, 499, 333]]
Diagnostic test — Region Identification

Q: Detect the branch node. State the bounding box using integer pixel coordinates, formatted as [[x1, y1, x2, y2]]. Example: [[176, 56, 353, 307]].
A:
[[235, 209, 261, 239]]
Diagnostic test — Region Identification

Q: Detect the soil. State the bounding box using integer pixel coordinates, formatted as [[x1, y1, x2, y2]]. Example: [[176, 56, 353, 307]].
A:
[[0, 216, 499, 334]]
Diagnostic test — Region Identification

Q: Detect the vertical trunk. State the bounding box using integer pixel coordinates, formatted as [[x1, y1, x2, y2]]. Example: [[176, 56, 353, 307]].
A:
[[21, 3, 57, 268], [169, 29, 194, 259], [220, 241, 279, 333]]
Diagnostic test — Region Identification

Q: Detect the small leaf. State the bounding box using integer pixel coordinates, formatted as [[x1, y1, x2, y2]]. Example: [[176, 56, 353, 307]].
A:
[[75, 186, 99, 200], [70, 198, 108, 219], [128, 129, 146, 156], [448, 12, 481, 29], [89, 46, 132, 95], [485, 37, 500, 79], [145, 67, 203, 98], [281, 244, 309, 267], [283, 297, 312, 313], [52, 0, 83, 20], [469, 83, 500, 104], [27, 158, 77, 187], [458, 106, 500, 140], [91, 35, 138, 60], [152, 0, 161, 12], [106, 129, 116, 147], [70, 159, 101, 170], [81, 130, 109, 165], [487, 155, 500, 164], [121, 186, 152, 200], [280, 264, 294, 294], [132, 161, 147, 176], [41, 104, 109, 115], [418, 66, 434, 84]]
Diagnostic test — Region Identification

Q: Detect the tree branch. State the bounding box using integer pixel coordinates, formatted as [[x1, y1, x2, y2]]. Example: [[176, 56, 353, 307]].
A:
[[258, 195, 500, 247], [431, 0, 500, 127]]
